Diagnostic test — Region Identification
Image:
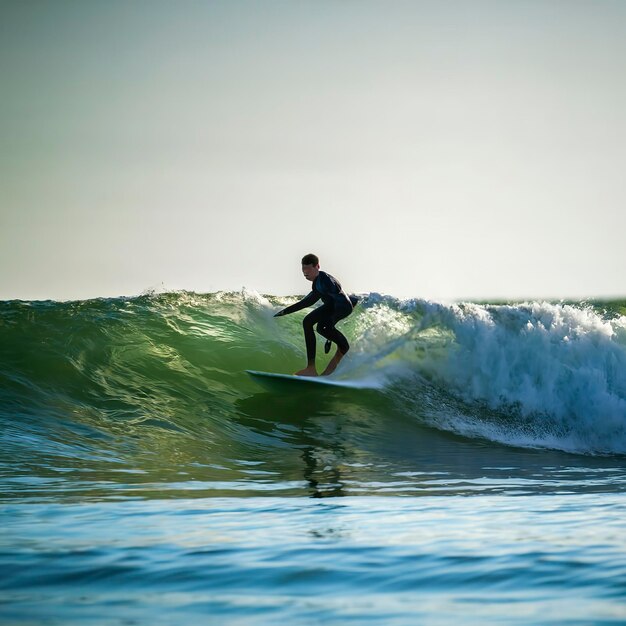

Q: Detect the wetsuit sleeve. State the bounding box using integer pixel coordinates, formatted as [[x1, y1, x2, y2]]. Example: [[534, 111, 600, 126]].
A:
[[279, 291, 321, 315]]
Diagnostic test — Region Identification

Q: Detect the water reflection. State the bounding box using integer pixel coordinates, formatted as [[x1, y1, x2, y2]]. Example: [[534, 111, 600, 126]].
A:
[[3, 385, 626, 503], [233, 390, 626, 499]]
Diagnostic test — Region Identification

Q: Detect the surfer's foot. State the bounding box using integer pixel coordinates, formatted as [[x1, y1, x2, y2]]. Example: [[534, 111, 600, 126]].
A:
[[295, 366, 318, 377], [321, 351, 345, 376]]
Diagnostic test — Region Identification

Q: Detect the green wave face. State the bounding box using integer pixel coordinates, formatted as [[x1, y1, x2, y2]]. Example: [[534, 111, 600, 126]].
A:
[[1, 291, 626, 502]]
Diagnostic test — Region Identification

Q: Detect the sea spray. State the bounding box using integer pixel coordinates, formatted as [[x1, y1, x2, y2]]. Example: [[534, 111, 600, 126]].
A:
[[361, 298, 626, 454]]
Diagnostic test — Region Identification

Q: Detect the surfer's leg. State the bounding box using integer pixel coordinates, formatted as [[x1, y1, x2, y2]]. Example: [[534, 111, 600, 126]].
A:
[[321, 349, 345, 376], [317, 310, 350, 376], [316, 310, 350, 354], [318, 325, 349, 354], [296, 308, 325, 376]]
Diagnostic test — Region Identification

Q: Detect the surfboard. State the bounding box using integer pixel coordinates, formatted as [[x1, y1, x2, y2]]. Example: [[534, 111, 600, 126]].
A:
[[246, 370, 366, 390]]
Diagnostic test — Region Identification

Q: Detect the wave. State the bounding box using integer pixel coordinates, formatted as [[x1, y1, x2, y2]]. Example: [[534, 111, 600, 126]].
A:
[[1, 291, 625, 456]]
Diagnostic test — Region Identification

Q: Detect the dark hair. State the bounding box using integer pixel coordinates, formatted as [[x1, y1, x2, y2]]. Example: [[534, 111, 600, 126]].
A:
[[301, 253, 319, 266]]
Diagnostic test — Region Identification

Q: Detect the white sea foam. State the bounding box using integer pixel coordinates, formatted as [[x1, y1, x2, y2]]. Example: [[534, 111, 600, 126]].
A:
[[352, 297, 626, 454]]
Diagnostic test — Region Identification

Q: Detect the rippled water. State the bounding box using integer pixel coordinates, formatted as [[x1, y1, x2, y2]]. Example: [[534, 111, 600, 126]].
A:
[[1, 293, 626, 623], [3, 493, 626, 625]]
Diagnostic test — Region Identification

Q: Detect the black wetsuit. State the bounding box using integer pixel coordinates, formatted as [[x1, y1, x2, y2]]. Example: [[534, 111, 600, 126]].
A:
[[279, 271, 356, 362]]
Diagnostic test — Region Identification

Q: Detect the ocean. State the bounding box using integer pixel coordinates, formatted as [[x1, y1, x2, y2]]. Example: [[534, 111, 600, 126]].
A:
[[1, 291, 625, 624]]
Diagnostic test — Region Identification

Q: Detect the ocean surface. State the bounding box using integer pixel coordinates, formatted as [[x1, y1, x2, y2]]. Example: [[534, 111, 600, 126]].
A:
[[1, 291, 626, 624]]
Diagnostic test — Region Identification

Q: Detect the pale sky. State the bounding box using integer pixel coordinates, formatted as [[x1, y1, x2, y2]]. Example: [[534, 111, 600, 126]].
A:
[[1, 0, 625, 301]]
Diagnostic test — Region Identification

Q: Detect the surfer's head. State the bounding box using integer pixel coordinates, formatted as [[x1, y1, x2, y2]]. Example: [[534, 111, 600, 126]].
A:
[[301, 253, 320, 281]]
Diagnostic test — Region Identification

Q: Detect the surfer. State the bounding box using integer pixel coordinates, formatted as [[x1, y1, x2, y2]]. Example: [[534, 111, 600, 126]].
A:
[[274, 253, 357, 377]]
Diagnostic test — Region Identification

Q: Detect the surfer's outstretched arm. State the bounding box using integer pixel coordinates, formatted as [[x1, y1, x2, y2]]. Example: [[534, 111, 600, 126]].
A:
[[274, 291, 320, 317]]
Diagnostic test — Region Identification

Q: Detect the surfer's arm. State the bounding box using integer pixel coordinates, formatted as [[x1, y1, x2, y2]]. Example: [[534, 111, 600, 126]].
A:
[[274, 291, 320, 317]]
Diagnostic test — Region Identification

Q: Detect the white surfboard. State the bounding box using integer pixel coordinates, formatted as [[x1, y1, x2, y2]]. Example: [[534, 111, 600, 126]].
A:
[[246, 370, 372, 390]]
